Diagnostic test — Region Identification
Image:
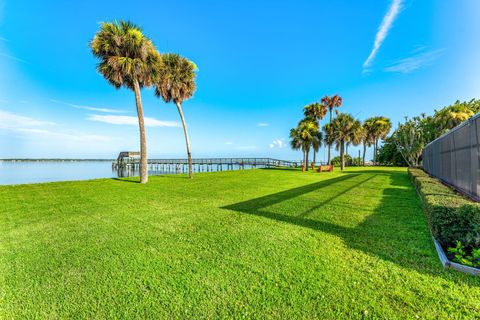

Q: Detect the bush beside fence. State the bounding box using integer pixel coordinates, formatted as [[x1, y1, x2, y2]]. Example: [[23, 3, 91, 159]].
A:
[[408, 168, 480, 251]]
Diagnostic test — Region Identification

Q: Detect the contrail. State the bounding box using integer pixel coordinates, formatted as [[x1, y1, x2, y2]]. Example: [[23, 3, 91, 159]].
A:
[[363, 0, 403, 73]]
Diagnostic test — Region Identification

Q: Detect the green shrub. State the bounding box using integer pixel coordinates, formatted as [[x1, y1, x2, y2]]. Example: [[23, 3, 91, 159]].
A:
[[408, 168, 480, 252], [448, 241, 480, 267], [331, 155, 362, 166]]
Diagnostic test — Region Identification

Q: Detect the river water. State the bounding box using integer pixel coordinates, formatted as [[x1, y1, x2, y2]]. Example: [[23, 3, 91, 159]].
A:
[[0, 161, 259, 185]]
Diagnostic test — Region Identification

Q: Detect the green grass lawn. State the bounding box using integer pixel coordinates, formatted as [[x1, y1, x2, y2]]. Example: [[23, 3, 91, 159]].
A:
[[1, 167, 479, 318]]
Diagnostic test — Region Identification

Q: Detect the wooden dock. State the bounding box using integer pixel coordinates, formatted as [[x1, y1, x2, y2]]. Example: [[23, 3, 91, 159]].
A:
[[112, 157, 303, 174]]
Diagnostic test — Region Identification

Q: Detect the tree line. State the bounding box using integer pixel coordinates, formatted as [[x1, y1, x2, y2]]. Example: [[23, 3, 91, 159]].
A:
[[378, 99, 480, 167], [289, 95, 392, 171], [90, 21, 197, 183]]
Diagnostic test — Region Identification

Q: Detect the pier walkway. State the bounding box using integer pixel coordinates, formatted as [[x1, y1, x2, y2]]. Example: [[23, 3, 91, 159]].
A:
[[113, 156, 303, 174]]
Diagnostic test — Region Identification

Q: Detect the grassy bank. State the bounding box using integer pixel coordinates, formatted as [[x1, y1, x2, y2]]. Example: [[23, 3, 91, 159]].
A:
[[1, 167, 479, 318]]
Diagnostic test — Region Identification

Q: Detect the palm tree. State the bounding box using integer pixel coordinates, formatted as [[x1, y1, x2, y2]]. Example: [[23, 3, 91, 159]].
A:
[[330, 113, 359, 171], [154, 53, 197, 179], [434, 104, 473, 134], [290, 128, 304, 167], [90, 21, 161, 184], [345, 121, 364, 165], [311, 130, 324, 166], [322, 122, 335, 163], [304, 102, 327, 165], [367, 116, 392, 165], [290, 118, 319, 170], [321, 95, 343, 164], [362, 119, 376, 166]]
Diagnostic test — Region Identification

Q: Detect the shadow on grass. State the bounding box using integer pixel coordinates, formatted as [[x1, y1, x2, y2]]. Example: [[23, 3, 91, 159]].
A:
[[111, 178, 140, 184], [222, 171, 479, 282]]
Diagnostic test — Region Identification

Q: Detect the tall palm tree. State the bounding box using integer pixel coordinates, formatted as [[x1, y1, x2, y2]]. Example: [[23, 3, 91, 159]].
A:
[[90, 21, 161, 184], [304, 102, 327, 165], [330, 113, 359, 171], [154, 53, 197, 179], [321, 95, 343, 164], [290, 118, 319, 170]]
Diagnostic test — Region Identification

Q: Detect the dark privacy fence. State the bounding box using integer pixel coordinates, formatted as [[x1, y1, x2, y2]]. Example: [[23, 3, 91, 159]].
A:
[[423, 113, 480, 201]]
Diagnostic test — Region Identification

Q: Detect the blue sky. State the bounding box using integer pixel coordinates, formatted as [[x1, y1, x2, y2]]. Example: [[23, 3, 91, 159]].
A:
[[0, 0, 479, 160]]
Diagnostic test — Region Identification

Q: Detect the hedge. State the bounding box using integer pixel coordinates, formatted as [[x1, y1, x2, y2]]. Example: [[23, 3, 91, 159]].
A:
[[408, 168, 480, 251]]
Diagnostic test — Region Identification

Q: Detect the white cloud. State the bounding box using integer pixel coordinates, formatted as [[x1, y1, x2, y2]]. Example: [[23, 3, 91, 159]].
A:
[[269, 138, 287, 149], [384, 48, 444, 74], [50, 99, 126, 113], [87, 114, 181, 128], [0, 110, 55, 129], [224, 141, 233, 145], [257, 123, 269, 127], [0, 110, 112, 143], [363, 0, 403, 73]]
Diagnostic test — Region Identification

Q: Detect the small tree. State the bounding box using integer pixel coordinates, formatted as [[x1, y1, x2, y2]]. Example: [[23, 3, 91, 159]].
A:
[[377, 136, 408, 166], [394, 117, 426, 167]]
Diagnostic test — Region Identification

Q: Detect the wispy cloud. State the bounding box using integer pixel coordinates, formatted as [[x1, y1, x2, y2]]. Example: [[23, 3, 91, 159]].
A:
[[0, 110, 55, 129], [224, 141, 233, 145], [269, 138, 287, 149], [50, 99, 126, 113], [384, 48, 444, 74], [363, 0, 403, 73], [257, 123, 269, 127], [0, 110, 111, 142], [87, 114, 181, 128], [0, 52, 28, 63]]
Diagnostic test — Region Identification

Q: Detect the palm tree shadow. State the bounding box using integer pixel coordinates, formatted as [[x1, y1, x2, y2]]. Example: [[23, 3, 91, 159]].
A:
[[111, 178, 140, 184], [221, 172, 479, 283]]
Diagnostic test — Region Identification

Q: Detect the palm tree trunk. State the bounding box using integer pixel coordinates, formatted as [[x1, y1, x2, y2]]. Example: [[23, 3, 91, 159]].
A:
[[340, 140, 345, 171], [313, 150, 316, 166], [305, 148, 310, 171], [374, 139, 378, 166], [362, 143, 366, 166], [175, 102, 193, 179], [133, 79, 148, 184], [327, 144, 331, 165], [327, 109, 332, 165], [302, 149, 306, 171], [345, 144, 349, 166]]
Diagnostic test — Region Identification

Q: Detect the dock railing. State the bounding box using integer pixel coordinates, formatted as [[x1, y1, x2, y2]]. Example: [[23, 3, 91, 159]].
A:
[[113, 157, 304, 170]]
